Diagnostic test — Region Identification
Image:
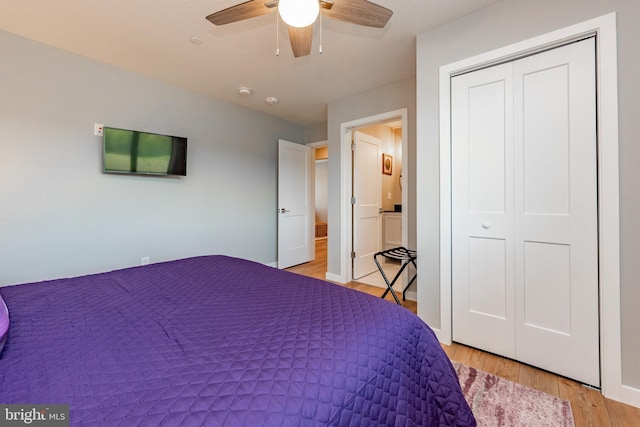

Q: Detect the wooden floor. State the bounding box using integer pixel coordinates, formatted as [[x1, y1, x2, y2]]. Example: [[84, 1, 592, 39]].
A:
[[286, 238, 640, 427], [286, 238, 417, 312]]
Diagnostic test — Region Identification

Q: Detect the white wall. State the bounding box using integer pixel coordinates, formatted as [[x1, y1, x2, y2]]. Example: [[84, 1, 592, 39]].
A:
[[0, 31, 303, 285], [358, 124, 399, 213], [416, 0, 640, 394]]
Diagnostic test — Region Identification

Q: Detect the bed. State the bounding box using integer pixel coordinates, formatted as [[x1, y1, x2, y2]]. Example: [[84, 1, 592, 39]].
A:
[[0, 255, 475, 426]]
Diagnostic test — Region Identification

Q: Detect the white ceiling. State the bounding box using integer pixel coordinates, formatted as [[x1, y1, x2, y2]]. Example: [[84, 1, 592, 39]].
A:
[[0, 0, 501, 126]]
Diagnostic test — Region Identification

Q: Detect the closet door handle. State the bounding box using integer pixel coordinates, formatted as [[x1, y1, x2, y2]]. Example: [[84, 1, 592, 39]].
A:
[[482, 222, 491, 229]]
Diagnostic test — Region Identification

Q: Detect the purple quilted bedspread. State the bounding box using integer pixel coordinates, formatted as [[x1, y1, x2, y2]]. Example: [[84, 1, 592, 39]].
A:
[[0, 256, 475, 426]]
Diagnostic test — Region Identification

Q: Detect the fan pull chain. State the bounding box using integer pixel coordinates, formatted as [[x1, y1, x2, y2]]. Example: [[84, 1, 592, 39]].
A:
[[275, 9, 280, 56], [319, 4, 323, 54]]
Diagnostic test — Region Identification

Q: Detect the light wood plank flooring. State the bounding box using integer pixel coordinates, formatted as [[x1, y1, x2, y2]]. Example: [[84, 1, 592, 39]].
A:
[[286, 238, 640, 427], [286, 238, 417, 313]]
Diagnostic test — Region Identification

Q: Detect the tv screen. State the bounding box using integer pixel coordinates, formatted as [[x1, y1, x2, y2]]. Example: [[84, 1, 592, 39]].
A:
[[103, 127, 187, 176]]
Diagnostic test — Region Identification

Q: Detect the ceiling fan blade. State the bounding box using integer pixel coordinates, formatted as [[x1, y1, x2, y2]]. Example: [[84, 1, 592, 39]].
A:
[[323, 0, 392, 28], [206, 0, 274, 26], [288, 25, 314, 58]]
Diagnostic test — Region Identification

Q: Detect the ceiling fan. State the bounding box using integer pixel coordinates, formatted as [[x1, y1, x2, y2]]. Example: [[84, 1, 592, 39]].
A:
[[206, 0, 393, 58]]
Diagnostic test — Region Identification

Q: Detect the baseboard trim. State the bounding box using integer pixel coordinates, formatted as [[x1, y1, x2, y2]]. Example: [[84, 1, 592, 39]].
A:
[[325, 272, 347, 284], [431, 327, 448, 345], [621, 384, 640, 409], [404, 291, 417, 302]]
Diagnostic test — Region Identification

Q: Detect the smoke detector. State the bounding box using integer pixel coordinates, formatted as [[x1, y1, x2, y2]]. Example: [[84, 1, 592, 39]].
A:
[[265, 97, 279, 105], [238, 87, 252, 96]]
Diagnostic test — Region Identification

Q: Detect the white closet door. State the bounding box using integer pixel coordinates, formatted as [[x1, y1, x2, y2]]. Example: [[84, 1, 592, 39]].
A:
[[451, 38, 599, 386], [452, 63, 516, 358], [513, 38, 599, 386]]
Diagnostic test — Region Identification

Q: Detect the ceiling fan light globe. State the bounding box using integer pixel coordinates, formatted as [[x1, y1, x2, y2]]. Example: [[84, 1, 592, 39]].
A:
[[278, 0, 320, 28]]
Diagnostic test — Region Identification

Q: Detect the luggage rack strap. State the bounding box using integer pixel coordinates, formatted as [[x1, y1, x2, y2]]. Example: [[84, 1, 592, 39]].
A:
[[375, 247, 416, 261], [374, 246, 417, 305]]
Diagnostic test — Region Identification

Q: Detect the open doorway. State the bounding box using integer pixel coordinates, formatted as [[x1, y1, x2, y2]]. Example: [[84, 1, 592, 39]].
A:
[[335, 108, 410, 299], [307, 141, 329, 246], [351, 121, 405, 292]]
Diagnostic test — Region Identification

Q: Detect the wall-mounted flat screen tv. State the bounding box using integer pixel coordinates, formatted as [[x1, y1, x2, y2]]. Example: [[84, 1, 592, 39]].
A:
[[103, 127, 187, 176]]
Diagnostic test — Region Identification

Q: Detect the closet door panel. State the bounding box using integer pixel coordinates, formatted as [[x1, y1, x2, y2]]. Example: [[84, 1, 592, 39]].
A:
[[451, 63, 515, 358], [513, 38, 599, 387], [522, 241, 571, 334], [521, 64, 570, 215]]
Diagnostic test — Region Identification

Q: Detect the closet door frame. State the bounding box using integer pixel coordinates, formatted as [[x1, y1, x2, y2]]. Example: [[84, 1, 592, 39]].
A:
[[437, 14, 621, 399]]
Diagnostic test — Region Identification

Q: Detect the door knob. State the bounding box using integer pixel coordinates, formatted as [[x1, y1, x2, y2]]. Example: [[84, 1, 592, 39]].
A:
[[280, 208, 291, 213], [482, 222, 491, 229]]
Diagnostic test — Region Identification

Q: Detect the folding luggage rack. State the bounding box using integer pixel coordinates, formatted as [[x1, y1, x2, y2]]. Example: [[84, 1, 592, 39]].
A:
[[373, 247, 417, 305]]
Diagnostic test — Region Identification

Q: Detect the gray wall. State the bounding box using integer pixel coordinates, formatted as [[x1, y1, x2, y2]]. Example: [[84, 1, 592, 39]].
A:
[[0, 31, 303, 285], [326, 78, 416, 280], [416, 0, 640, 389], [304, 122, 328, 144]]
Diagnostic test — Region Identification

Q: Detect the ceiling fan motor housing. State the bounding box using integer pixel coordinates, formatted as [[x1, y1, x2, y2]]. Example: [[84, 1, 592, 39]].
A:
[[205, 0, 393, 58]]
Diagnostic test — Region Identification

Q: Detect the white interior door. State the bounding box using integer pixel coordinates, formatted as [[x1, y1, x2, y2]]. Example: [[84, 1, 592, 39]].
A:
[[451, 38, 599, 386], [352, 131, 382, 279], [277, 139, 314, 269]]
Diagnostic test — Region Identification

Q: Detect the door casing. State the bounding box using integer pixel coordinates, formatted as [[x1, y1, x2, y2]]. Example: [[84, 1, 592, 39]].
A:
[[329, 109, 409, 288]]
